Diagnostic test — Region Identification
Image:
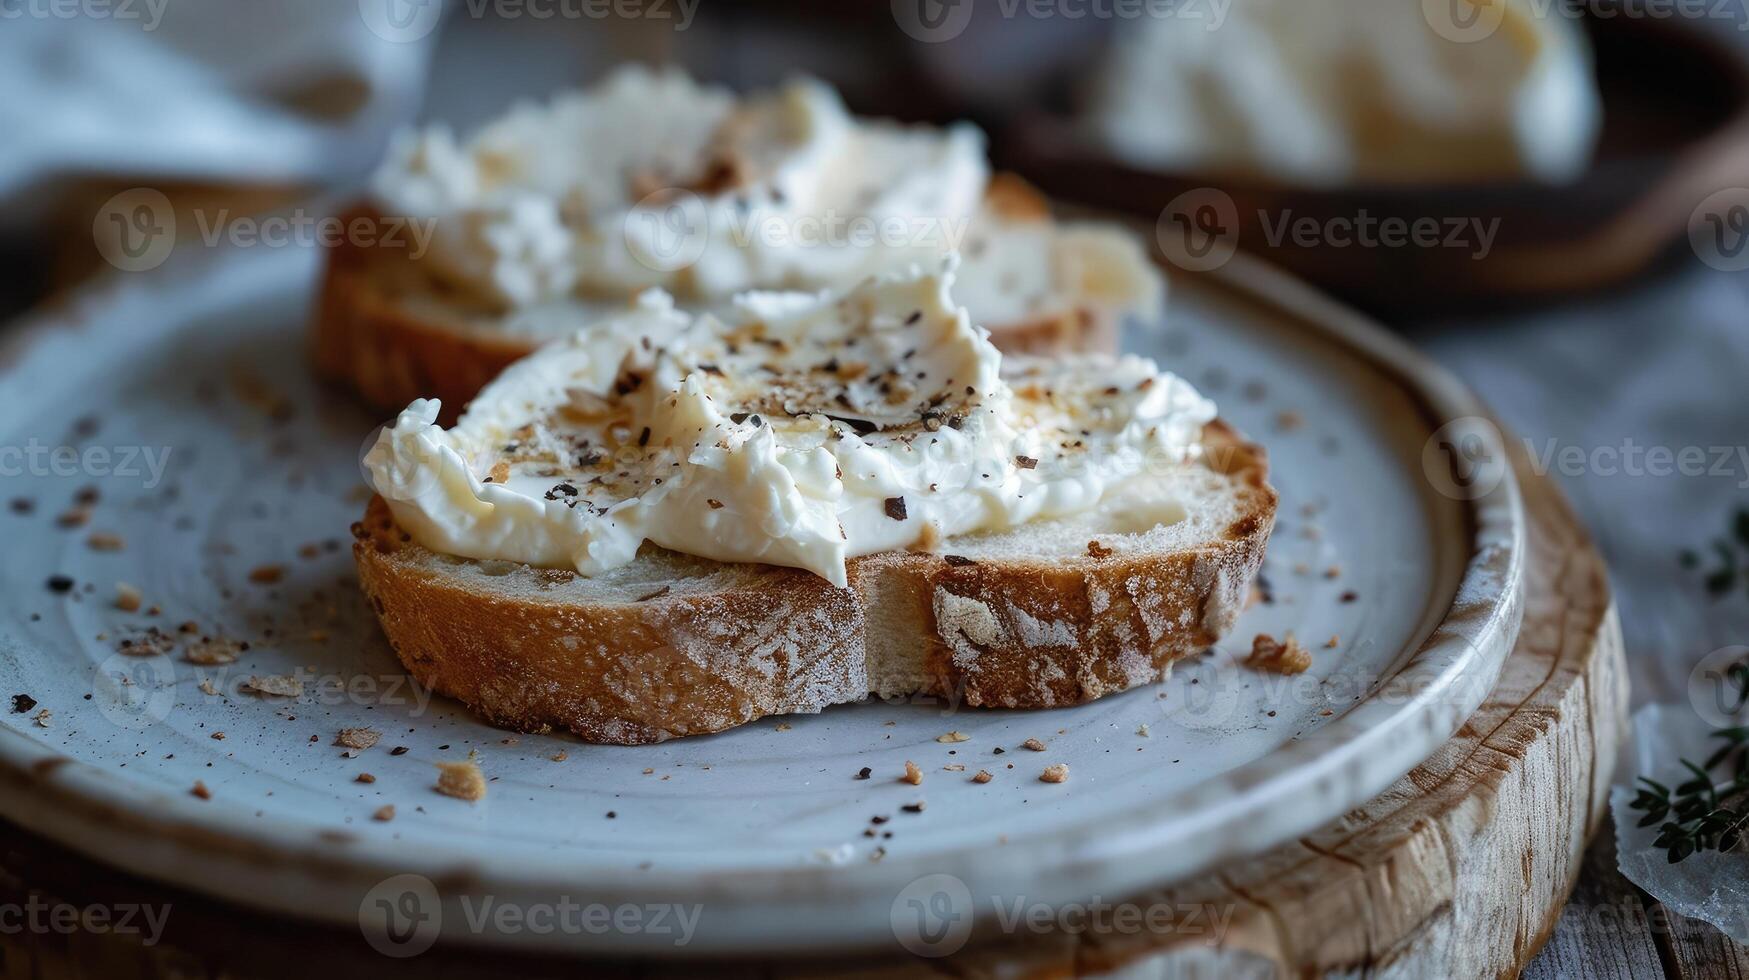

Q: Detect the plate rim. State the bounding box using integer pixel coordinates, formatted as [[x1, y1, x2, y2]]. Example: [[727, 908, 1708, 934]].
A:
[[0, 242, 1525, 955]]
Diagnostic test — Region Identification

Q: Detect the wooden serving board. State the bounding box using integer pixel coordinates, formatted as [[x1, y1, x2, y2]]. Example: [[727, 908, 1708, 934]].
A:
[[0, 428, 1626, 979]]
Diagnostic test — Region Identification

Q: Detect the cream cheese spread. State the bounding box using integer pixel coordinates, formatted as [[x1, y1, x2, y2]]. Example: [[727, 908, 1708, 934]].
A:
[[1086, 0, 1602, 184], [372, 65, 989, 308], [363, 259, 1214, 588]]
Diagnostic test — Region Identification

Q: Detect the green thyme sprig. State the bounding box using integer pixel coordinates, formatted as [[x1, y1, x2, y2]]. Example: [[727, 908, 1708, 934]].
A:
[[1679, 507, 1749, 597], [1631, 661, 1749, 863]]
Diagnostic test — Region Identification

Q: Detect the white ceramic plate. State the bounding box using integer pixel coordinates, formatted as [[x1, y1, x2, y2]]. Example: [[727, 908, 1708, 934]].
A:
[[0, 242, 1522, 957]]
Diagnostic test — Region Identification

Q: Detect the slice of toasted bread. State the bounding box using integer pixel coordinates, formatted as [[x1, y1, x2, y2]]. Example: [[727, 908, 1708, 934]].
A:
[[351, 420, 1272, 745], [312, 176, 1160, 421]]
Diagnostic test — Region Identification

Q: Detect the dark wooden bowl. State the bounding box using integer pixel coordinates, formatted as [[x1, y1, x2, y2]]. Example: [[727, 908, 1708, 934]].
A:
[[998, 15, 1749, 318]]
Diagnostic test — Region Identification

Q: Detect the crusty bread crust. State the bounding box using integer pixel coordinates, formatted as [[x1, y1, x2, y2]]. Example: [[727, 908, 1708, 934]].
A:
[[313, 175, 1132, 420], [351, 422, 1274, 744], [312, 211, 534, 423]]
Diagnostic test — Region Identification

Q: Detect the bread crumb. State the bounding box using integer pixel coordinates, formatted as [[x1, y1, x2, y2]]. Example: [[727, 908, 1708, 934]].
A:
[[1022, 737, 1047, 752], [298, 542, 322, 560], [943, 764, 966, 772], [114, 582, 142, 612], [936, 730, 969, 743], [550, 751, 569, 762], [31, 709, 51, 728], [1040, 764, 1070, 784], [57, 507, 90, 529], [1324, 565, 1342, 579], [210, 731, 225, 741], [1325, 634, 1340, 649], [198, 678, 219, 696], [244, 674, 303, 697], [87, 532, 125, 552], [1275, 410, 1303, 431], [902, 760, 923, 785], [185, 638, 244, 665], [1136, 724, 1150, 737], [488, 461, 511, 483], [247, 565, 284, 585], [1086, 539, 1113, 559], [191, 780, 211, 799], [1247, 633, 1313, 675], [775, 722, 792, 732], [435, 759, 487, 801], [336, 728, 381, 750], [973, 770, 993, 784], [373, 804, 395, 822], [356, 772, 376, 784]]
